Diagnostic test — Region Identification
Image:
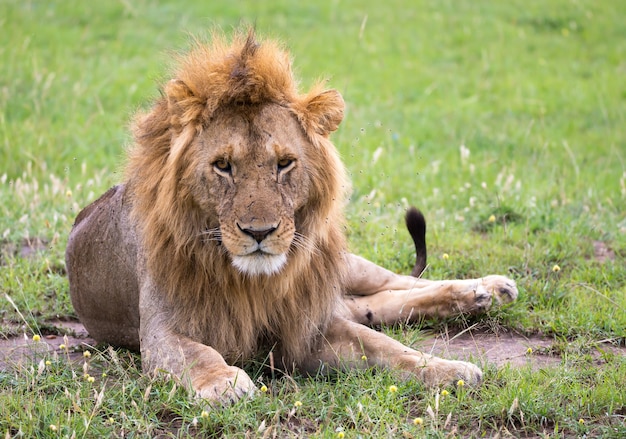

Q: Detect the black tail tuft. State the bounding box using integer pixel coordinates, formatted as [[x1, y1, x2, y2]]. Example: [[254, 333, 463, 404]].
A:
[[405, 207, 427, 277]]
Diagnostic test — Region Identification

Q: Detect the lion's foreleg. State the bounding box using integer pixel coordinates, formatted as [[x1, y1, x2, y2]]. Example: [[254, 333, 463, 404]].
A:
[[305, 318, 482, 387], [141, 332, 256, 404], [138, 280, 256, 406]]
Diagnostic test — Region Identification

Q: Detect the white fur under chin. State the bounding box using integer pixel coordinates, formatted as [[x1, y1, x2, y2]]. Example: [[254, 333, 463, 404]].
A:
[[232, 253, 287, 276]]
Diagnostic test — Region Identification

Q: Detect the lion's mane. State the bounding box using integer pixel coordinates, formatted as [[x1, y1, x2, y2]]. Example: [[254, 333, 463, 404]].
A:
[[124, 31, 349, 367]]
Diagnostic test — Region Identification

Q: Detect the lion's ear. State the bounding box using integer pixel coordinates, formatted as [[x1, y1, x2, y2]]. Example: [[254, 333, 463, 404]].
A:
[[161, 79, 203, 164], [165, 79, 193, 106], [164, 79, 203, 128], [300, 89, 345, 138]]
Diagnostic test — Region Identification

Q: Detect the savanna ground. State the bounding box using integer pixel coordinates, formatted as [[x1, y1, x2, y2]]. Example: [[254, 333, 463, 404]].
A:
[[1, 0, 625, 437]]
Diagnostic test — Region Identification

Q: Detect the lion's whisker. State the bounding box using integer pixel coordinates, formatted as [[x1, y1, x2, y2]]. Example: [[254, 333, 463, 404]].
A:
[[199, 228, 222, 243], [291, 232, 321, 256]]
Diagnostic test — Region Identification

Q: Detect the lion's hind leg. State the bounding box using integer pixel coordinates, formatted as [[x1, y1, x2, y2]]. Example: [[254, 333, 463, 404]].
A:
[[345, 276, 518, 326], [66, 184, 142, 350]]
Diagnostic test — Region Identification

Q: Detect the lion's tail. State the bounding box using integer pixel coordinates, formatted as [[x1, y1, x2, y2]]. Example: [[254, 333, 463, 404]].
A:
[[405, 207, 427, 278]]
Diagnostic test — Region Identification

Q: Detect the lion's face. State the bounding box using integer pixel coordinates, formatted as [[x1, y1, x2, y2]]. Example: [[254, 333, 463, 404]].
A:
[[184, 104, 312, 276], [129, 36, 346, 281]]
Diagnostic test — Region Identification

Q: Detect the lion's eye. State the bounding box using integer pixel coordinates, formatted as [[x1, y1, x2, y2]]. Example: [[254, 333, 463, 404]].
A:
[[213, 160, 232, 174], [277, 158, 294, 171]]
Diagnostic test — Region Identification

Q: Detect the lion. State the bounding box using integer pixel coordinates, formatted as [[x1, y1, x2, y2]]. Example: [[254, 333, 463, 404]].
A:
[[66, 30, 518, 405]]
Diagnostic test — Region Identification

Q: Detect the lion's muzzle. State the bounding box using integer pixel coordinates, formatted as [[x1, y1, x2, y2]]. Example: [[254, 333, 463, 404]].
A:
[[225, 220, 293, 276]]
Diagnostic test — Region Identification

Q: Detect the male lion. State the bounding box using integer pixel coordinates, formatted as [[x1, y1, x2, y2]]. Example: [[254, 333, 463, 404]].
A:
[[66, 31, 517, 405]]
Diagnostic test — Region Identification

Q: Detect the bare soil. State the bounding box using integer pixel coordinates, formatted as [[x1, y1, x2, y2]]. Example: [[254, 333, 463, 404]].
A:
[[0, 320, 95, 368], [417, 330, 561, 369], [592, 240, 616, 263]]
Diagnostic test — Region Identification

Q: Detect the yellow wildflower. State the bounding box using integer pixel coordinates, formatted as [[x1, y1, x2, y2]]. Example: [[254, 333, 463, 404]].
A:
[[552, 264, 561, 272], [260, 385, 268, 393], [32, 334, 41, 342], [388, 385, 398, 393], [413, 417, 424, 426], [457, 379, 465, 387], [294, 400, 303, 407]]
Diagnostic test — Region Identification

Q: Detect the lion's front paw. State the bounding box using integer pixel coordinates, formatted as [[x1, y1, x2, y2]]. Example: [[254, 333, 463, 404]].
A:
[[481, 275, 518, 305], [418, 358, 483, 387], [193, 366, 257, 406]]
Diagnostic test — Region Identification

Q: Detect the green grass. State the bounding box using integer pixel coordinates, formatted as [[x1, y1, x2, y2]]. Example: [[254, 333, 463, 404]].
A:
[[1, 0, 625, 437]]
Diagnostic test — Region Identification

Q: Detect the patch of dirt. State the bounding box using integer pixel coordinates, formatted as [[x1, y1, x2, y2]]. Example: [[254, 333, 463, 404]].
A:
[[593, 240, 616, 263], [0, 320, 96, 368], [0, 237, 49, 264], [417, 330, 561, 369]]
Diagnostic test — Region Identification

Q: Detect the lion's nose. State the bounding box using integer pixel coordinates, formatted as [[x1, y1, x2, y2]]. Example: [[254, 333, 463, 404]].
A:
[[238, 224, 278, 243]]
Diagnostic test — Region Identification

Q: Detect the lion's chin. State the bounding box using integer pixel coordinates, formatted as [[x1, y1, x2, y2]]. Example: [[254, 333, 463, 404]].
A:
[[231, 253, 287, 276]]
